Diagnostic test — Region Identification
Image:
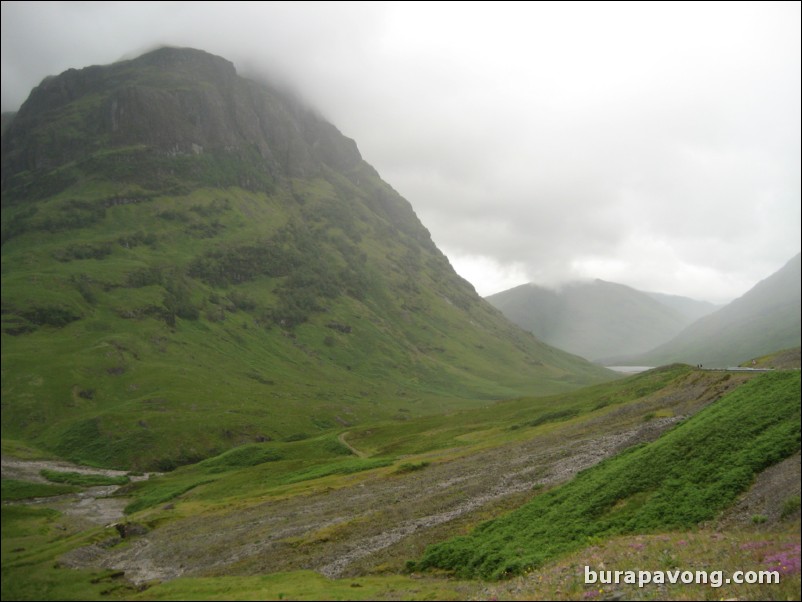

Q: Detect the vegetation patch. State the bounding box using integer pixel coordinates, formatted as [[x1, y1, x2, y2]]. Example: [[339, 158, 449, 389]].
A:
[[39, 469, 129, 487], [1, 479, 78, 501], [1, 504, 140, 601], [525, 408, 580, 428], [130, 570, 473, 601], [478, 528, 801, 601], [198, 444, 284, 472], [124, 480, 214, 515], [413, 371, 801, 579], [394, 461, 430, 474], [780, 495, 801, 520], [283, 458, 394, 485]]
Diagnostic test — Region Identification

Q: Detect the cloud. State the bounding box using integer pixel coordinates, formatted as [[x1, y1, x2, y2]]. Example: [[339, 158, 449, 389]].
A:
[[2, 1, 799, 303]]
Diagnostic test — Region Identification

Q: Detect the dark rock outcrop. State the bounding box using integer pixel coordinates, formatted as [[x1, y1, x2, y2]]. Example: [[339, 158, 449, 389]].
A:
[[2, 47, 361, 194]]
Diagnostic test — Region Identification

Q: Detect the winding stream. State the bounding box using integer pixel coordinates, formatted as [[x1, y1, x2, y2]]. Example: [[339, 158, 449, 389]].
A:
[[1, 456, 158, 525]]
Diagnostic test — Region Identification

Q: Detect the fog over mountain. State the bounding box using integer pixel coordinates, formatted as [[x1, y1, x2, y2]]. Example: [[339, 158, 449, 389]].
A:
[[2, 2, 799, 302], [626, 253, 802, 367], [1, 47, 612, 469], [643, 292, 721, 324], [487, 279, 717, 362]]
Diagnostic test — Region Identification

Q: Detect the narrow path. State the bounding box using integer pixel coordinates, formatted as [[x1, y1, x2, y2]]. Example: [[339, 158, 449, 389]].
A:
[[337, 431, 367, 458]]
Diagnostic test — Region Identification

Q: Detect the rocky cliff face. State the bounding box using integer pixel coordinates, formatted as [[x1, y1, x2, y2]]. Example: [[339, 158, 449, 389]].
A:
[[2, 47, 361, 192]]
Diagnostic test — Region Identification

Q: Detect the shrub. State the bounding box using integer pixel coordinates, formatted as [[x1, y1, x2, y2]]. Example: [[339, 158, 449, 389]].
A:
[[394, 461, 430, 474], [22, 306, 80, 327], [414, 372, 801, 579], [780, 495, 800, 520]]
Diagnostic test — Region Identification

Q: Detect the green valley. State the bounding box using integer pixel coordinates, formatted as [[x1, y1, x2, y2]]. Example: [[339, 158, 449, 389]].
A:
[[2, 47, 799, 602], [2, 363, 799, 600]]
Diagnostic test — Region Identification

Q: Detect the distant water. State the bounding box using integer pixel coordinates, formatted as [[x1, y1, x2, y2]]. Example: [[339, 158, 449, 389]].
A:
[[605, 366, 654, 374]]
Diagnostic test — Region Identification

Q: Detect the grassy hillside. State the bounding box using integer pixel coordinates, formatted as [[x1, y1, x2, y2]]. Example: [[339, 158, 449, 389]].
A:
[[113, 364, 701, 515], [744, 346, 801, 370], [632, 253, 801, 367], [413, 370, 800, 578], [1, 48, 612, 470], [1, 178, 608, 471]]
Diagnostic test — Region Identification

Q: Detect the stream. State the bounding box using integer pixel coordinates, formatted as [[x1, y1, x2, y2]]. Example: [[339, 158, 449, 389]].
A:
[[1, 456, 158, 525]]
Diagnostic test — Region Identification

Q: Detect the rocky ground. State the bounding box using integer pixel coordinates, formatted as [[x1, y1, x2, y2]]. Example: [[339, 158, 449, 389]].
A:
[[1, 457, 156, 526], [60, 420, 679, 584], [55, 372, 749, 585], [5, 370, 762, 587], [716, 452, 801, 528]]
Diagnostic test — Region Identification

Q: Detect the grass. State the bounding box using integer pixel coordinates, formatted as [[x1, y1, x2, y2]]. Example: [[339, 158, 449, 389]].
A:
[[1, 175, 613, 471], [479, 526, 801, 601], [119, 431, 392, 513], [394, 461, 430, 474], [344, 364, 700, 458], [3, 498, 797, 601], [1, 505, 138, 601], [781, 495, 801, 520], [1, 478, 78, 501], [413, 370, 801, 579], [40, 469, 129, 487], [114, 366, 705, 515], [123, 479, 215, 514], [282, 458, 395, 485], [114, 366, 751, 520], [131, 571, 475, 601], [0, 438, 57, 460]]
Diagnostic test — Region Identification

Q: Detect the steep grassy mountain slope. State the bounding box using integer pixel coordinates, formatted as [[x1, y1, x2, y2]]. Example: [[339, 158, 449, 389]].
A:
[[630, 253, 802, 367], [0, 47, 612, 470], [486, 279, 706, 361]]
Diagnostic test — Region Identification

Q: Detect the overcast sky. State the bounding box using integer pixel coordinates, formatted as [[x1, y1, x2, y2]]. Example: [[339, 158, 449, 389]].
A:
[[2, 1, 800, 303]]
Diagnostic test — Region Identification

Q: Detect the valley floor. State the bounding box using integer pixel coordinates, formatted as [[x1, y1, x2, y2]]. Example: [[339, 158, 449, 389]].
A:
[[58, 414, 683, 582], [2, 367, 800, 600]]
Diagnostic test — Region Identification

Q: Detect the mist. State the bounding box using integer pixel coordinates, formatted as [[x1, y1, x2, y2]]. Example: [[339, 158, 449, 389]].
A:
[[2, 1, 799, 303]]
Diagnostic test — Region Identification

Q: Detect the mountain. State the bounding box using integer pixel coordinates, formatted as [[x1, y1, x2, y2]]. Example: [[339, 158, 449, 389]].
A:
[[629, 253, 802, 367], [644, 291, 719, 323], [0, 112, 15, 136], [0, 47, 612, 470], [486, 279, 711, 361]]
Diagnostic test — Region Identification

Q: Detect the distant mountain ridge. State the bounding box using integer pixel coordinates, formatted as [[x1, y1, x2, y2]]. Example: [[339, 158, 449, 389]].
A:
[[627, 253, 801, 367], [486, 279, 716, 361], [0, 47, 611, 469], [644, 291, 720, 323]]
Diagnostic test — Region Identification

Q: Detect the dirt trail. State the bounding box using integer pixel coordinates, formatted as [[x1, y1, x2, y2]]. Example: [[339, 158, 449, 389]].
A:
[[337, 431, 367, 458]]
